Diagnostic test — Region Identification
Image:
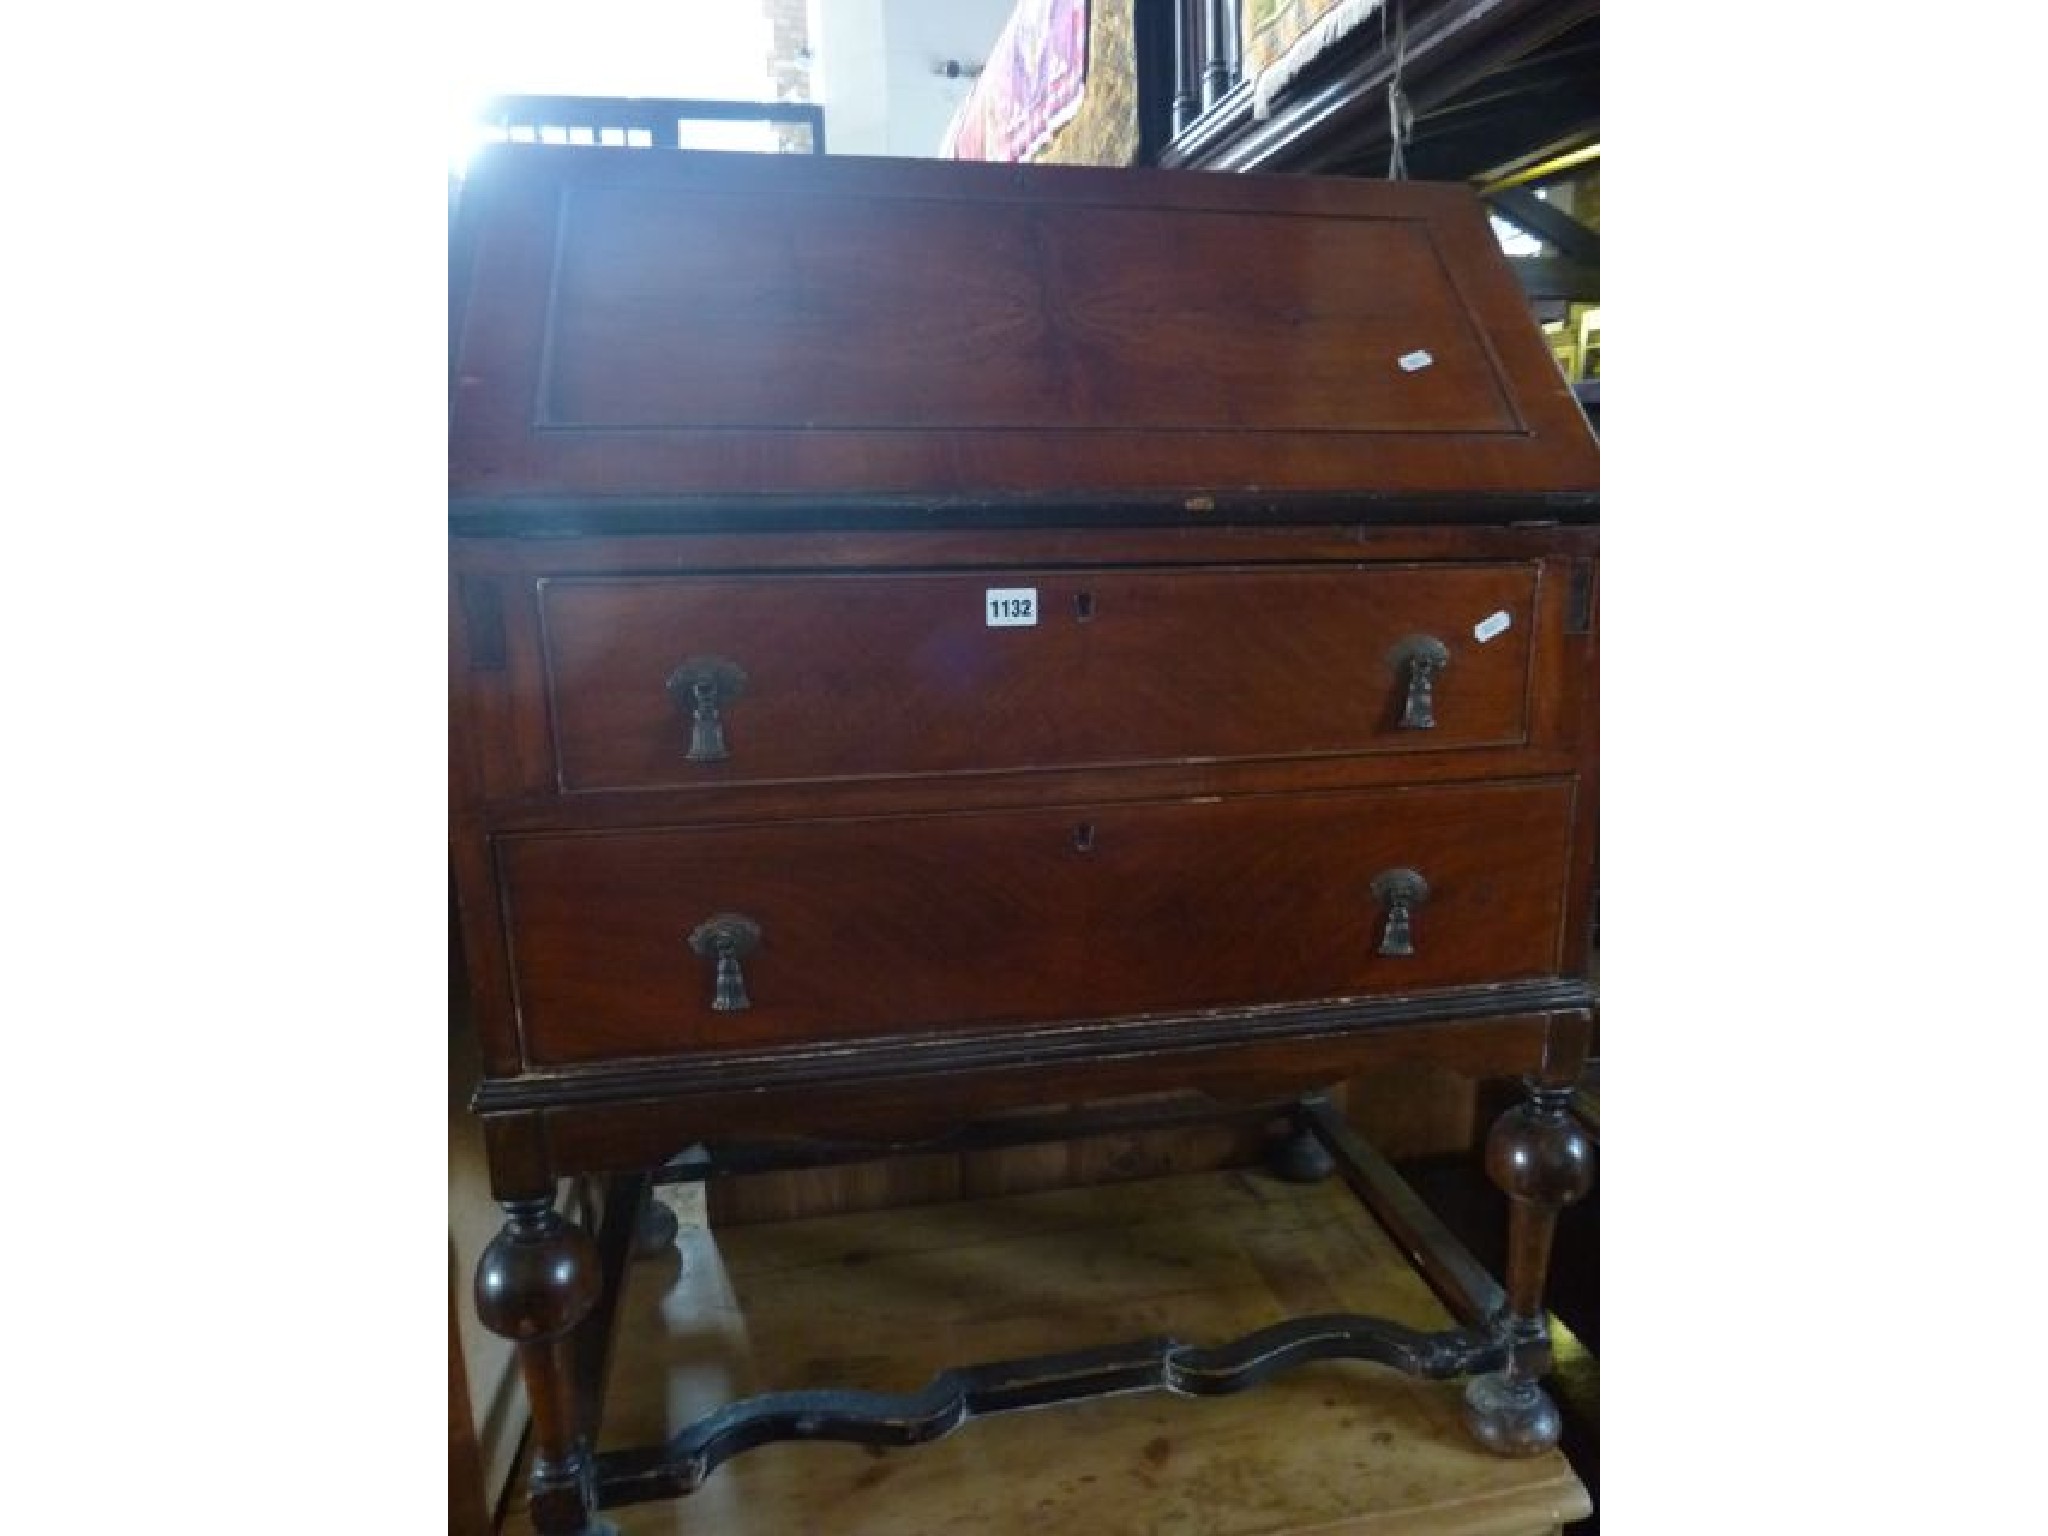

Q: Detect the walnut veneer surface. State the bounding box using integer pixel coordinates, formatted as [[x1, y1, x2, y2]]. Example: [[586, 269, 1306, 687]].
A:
[[451, 146, 1598, 1534]]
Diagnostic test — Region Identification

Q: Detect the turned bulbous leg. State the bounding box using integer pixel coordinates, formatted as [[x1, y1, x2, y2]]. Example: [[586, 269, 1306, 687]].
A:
[[476, 1199, 614, 1535], [1461, 1084, 1595, 1457], [1484, 1090, 1595, 1215], [475, 1198, 602, 1341]]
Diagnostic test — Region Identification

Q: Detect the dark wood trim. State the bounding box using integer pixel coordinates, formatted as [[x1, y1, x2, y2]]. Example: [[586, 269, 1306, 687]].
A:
[[1170, 0, 1200, 136], [449, 490, 1600, 539], [454, 522, 1600, 574], [473, 979, 1598, 1112], [1298, 1095, 1508, 1327], [1201, 0, 1239, 108], [592, 1315, 1507, 1507], [660, 1095, 1283, 1182], [471, 749, 1588, 839], [480, 1111, 554, 1203]]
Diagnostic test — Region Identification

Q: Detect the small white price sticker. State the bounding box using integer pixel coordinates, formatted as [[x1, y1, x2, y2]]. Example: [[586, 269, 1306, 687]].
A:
[[1397, 349, 1435, 372], [1474, 609, 1512, 643], [985, 587, 1039, 627]]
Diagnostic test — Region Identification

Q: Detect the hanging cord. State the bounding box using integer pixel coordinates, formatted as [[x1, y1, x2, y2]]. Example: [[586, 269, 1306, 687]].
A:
[[1384, 0, 1413, 179]]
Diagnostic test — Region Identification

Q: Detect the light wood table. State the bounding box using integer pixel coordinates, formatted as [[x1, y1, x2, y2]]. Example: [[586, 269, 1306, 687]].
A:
[[510, 1169, 1591, 1535]]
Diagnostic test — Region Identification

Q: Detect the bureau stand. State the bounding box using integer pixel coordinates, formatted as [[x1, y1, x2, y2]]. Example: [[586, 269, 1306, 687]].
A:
[[451, 146, 1600, 1535], [477, 1084, 1593, 1527]]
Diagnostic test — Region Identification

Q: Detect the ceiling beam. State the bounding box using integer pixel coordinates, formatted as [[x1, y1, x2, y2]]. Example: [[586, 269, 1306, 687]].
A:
[[1471, 130, 1600, 192], [1486, 186, 1599, 266], [1510, 256, 1598, 302]]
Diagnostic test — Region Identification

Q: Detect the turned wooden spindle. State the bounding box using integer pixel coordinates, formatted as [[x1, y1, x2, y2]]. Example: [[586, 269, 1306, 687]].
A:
[[476, 1199, 612, 1534], [1461, 1081, 1595, 1456]]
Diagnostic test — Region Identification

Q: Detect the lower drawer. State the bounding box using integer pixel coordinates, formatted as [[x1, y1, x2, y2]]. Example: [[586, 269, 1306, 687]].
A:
[[498, 781, 1575, 1066]]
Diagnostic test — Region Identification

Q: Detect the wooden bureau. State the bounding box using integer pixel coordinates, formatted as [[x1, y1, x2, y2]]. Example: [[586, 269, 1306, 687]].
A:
[[451, 147, 1598, 1534]]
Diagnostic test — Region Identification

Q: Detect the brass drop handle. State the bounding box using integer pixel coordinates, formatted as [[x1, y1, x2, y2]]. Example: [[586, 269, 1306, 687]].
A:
[[689, 913, 761, 1011], [666, 657, 748, 762], [1370, 869, 1429, 957], [1389, 635, 1449, 730]]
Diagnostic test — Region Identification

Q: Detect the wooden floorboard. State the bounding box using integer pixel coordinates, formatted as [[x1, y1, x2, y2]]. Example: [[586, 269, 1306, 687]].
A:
[[505, 1167, 1590, 1535]]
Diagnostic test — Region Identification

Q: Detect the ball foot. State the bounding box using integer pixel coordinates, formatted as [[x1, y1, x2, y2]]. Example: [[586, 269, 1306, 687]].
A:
[[633, 1191, 681, 1259], [1461, 1370, 1562, 1456], [1265, 1122, 1336, 1183], [530, 1477, 619, 1536]]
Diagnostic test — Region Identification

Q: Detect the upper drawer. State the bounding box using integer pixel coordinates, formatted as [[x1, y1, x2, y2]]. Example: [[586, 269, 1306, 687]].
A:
[[498, 779, 1574, 1066], [538, 563, 1539, 792]]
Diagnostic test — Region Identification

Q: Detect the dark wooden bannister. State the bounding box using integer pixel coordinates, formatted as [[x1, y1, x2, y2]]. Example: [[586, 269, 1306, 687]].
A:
[[1149, 0, 1595, 179], [1169, 0, 1243, 136]]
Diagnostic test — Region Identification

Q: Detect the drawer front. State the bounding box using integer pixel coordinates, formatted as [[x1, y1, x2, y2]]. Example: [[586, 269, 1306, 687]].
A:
[[499, 781, 1573, 1066], [539, 564, 1539, 792]]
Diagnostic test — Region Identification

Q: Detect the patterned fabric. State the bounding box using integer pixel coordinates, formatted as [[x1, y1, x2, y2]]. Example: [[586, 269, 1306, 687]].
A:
[[1034, 0, 1137, 166], [942, 0, 1090, 161], [1243, 0, 1385, 120]]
